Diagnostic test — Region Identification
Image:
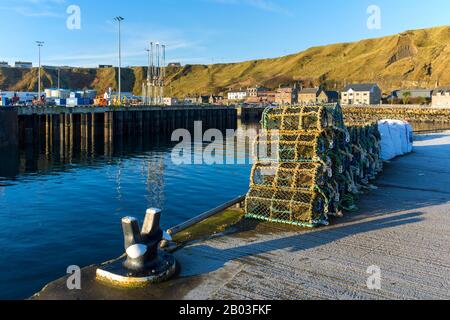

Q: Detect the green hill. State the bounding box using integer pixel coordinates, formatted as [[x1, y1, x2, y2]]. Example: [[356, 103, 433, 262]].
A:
[[2, 25, 450, 97]]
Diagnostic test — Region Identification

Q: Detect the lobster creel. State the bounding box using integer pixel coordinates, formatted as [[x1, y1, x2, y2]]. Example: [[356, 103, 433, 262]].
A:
[[245, 103, 383, 227]]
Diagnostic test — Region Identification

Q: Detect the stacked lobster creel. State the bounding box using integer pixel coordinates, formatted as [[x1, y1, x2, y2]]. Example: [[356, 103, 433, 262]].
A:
[[245, 103, 383, 227], [341, 123, 384, 210]]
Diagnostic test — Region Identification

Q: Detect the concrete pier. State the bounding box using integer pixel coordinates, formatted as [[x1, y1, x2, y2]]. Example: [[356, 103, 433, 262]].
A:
[[32, 132, 450, 300]]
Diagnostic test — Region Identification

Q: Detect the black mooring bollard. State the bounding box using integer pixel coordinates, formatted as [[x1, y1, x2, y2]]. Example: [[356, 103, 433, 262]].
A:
[[141, 208, 163, 257], [122, 217, 142, 249], [142, 208, 162, 239], [122, 208, 164, 272], [96, 208, 177, 287]]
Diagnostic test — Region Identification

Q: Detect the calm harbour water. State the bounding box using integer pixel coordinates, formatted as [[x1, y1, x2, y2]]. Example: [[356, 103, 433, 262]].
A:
[[0, 120, 260, 300]]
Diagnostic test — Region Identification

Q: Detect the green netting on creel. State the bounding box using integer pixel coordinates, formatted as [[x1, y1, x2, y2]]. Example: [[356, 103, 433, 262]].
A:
[[262, 104, 346, 132], [245, 103, 383, 227], [245, 185, 327, 224], [253, 129, 350, 164]]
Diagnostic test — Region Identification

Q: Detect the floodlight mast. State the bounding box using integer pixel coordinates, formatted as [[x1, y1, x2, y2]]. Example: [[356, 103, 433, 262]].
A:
[[36, 41, 44, 100], [114, 16, 124, 105]]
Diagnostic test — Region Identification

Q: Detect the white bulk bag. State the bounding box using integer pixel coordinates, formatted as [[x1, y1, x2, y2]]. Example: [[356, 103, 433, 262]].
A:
[[390, 120, 414, 155], [378, 120, 396, 160], [387, 120, 403, 157], [405, 122, 414, 153], [392, 120, 409, 155], [378, 120, 414, 161]]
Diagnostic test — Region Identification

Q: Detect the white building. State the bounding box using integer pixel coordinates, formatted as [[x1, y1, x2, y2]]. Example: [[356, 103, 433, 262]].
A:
[[432, 89, 450, 107], [184, 96, 202, 105], [163, 97, 180, 106], [227, 91, 248, 101], [341, 83, 382, 105], [44, 88, 71, 99], [15, 61, 33, 68]]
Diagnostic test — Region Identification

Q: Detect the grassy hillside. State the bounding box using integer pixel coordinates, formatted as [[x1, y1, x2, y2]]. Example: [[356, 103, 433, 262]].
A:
[[2, 25, 450, 97]]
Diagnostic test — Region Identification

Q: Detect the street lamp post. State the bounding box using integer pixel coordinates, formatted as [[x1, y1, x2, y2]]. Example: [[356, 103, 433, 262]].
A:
[[150, 42, 154, 104], [114, 16, 124, 105], [145, 48, 151, 104], [161, 44, 166, 101], [36, 41, 44, 101], [57, 68, 61, 90], [155, 42, 160, 104], [146, 48, 151, 82]]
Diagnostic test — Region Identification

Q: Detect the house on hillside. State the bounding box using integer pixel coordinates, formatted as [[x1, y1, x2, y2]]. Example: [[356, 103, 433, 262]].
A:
[[200, 96, 211, 104], [275, 87, 298, 106], [184, 96, 203, 105], [15, 61, 32, 68], [163, 97, 180, 106], [245, 91, 276, 104], [227, 90, 248, 101], [432, 88, 450, 107], [246, 86, 269, 98], [42, 65, 61, 70], [298, 88, 339, 104], [391, 88, 432, 104], [341, 83, 382, 105], [392, 89, 432, 99], [209, 95, 224, 104], [298, 88, 321, 104], [0, 61, 10, 68], [200, 95, 224, 104]]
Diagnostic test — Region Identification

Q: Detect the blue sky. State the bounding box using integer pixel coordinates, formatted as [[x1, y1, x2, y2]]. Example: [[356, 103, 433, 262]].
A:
[[1, 0, 450, 67]]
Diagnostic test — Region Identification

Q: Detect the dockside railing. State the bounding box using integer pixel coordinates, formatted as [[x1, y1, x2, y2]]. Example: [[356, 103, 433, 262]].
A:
[[166, 194, 246, 236]]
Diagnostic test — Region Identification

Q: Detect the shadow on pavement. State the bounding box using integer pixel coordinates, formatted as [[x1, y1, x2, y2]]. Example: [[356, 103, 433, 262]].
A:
[[180, 211, 423, 276]]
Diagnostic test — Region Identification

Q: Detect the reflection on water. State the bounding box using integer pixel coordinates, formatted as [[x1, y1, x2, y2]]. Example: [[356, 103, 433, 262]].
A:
[[0, 119, 260, 300]]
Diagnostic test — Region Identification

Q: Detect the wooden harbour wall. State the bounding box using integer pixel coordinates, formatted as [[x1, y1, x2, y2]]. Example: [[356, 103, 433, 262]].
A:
[[13, 106, 237, 150], [0, 108, 18, 148]]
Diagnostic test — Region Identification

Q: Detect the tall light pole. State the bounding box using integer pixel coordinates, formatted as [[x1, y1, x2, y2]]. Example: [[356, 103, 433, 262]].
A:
[[150, 42, 154, 81], [36, 41, 44, 100], [155, 42, 160, 104], [57, 67, 61, 90], [146, 48, 151, 81], [144, 48, 150, 104], [161, 44, 166, 100], [150, 42, 154, 104], [114, 16, 124, 105]]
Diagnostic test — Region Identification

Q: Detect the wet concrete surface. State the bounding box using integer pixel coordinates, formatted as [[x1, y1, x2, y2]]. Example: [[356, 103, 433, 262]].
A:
[[33, 132, 450, 300]]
